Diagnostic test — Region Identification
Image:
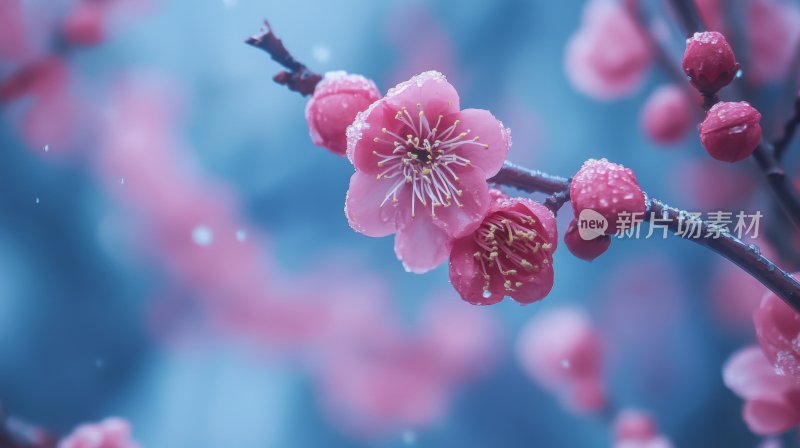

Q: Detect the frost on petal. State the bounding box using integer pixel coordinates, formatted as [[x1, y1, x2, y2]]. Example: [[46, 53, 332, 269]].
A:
[[394, 212, 452, 274], [723, 346, 793, 401], [455, 109, 511, 177], [384, 70, 460, 117], [346, 99, 392, 173], [345, 171, 409, 237]]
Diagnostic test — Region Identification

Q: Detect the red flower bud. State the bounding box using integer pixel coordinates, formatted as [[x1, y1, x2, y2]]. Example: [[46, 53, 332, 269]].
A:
[[682, 31, 739, 94], [305, 71, 380, 156], [699, 101, 762, 163], [564, 219, 611, 261]]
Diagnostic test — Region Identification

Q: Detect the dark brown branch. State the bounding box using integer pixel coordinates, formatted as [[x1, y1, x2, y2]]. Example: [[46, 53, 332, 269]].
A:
[[667, 0, 800, 230], [490, 162, 800, 312], [774, 93, 800, 161], [245, 21, 322, 96]]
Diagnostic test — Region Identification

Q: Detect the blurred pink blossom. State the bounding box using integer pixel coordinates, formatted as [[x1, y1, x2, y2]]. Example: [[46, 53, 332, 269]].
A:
[[614, 409, 673, 448], [694, 0, 724, 31], [747, 0, 800, 84], [315, 292, 498, 437], [641, 85, 694, 145], [384, 4, 461, 88], [0, 0, 30, 61], [724, 346, 800, 435], [58, 417, 139, 448], [669, 158, 756, 211], [516, 307, 606, 413], [565, 0, 652, 100]]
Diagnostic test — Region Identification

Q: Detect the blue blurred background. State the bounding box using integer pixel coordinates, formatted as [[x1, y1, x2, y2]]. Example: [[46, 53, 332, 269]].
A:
[[1, 0, 794, 446]]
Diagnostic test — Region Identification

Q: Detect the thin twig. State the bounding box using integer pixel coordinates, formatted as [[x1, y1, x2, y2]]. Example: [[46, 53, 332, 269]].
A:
[[774, 94, 800, 161], [245, 21, 322, 96]]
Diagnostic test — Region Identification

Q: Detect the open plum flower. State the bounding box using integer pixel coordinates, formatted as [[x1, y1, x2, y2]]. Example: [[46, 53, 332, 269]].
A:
[[345, 71, 511, 273], [449, 189, 557, 305]]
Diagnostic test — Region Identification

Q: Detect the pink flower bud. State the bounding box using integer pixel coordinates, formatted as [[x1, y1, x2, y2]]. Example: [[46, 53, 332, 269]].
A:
[[305, 71, 380, 156], [699, 101, 762, 163], [570, 158, 647, 235], [682, 31, 739, 93], [640, 85, 694, 144], [564, 218, 611, 261]]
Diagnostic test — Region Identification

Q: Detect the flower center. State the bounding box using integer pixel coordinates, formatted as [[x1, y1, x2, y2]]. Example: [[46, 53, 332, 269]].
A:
[[472, 210, 552, 294], [372, 105, 489, 218]]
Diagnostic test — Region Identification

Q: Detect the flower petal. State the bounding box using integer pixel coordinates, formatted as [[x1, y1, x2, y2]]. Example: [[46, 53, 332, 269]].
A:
[[723, 346, 793, 401], [743, 399, 800, 435], [345, 171, 408, 237], [456, 109, 511, 177], [385, 71, 460, 118], [347, 100, 400, 175], [509, 267, 555, 305], [432, 167, 491, 239], [394, 212, 452, 274], [449, 237, 504, 305]]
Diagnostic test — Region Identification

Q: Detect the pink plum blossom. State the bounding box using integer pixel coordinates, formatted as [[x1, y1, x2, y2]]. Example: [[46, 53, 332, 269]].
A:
[[565, 0, 652, 100], [449, 189, 557, 305], [58, 417, 140, 448], [723, 346, 800, 435], [345, 71, 510, 273], [614, 409, 674, 448], [747, 0, 800, 84], [754, 281, 800, 381], [516, 307, 606, 413]]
